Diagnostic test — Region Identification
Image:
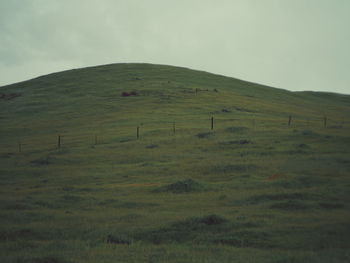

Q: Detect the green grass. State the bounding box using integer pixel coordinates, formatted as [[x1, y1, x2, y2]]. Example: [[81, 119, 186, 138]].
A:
[[1, 63, 350, 262]]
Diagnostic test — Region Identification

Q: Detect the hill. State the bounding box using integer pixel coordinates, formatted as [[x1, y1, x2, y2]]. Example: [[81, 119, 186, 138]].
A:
[[1, 63, 350, 263]]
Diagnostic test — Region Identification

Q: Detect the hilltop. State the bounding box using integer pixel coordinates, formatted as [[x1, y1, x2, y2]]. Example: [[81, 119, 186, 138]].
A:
[[1, 63, 350, 263]]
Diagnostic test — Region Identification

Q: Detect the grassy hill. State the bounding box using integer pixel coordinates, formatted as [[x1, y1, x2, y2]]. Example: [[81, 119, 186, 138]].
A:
[[1, 63, 350, 263]]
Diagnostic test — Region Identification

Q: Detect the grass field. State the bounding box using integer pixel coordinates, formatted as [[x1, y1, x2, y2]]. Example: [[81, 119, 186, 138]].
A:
[[1, 63, 350, 262]]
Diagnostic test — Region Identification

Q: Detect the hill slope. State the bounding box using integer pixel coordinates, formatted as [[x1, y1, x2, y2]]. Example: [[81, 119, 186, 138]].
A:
[[1, 63, 349, 143], [1, 63, 350, 263]]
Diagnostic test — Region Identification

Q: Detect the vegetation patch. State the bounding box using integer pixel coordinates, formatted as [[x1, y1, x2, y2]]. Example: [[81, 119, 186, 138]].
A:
[[0, 229, 36, 241], [210, 164, 256, 174], [119, 138, 132, 143], [225, 126, 249, 133], [234, 107, 256, 113], [32, 200, 61, 209], [0, 153, 14, 158], [152, 179, 204, 194], [118, 213, 143, 222], [106, 234, 131, 245], [135, 215, 269, 247], [5, 202, 33, 210], [295, 143, 310, 149], [266, 174, 284, 181], [16, 255, 70, 263], [329, 125, 343, 129], [196, 132, 214, 138], [121, 91, 138, 97], [5, 198, 64, 210], [231, 192, 320, 209], [213, 231, 272, 248], [98, 199, 158, 208], [286, 223, 350, 250], [301, 129, 318, 136], [137, 215, 229, 244], [61, 194, 82, 202], [30, 156, 54, 165], [195, 214, 228, 225], [269, 200, 311, 210], [224, 139, 251, 145], [318, 202, 345, 209], [145, 144, 158, 149], [0, 92, 21, 100], [249, 192, 312, 202], [118, 201, 159, 209], [272, 175, 330, 189]]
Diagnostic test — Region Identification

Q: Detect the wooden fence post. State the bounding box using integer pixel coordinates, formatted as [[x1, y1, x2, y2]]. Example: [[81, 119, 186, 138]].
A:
[[211, 116, 214, 130], [58, 135, 61, 148], [288, 115, 292, 127]]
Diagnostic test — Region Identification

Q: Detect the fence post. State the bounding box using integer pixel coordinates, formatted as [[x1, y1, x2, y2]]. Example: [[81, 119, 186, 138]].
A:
[[288, 115, 292, 127], [211, 116, 214, 130], [58, 135, 61, 148], [173, 122, 176, 135]]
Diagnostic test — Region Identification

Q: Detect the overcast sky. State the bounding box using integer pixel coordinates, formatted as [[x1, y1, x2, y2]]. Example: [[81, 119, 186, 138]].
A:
[[1, 0, 349, 94]]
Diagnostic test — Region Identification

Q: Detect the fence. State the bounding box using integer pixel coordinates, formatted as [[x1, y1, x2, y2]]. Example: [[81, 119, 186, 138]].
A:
[[0, 115, 346, 154]]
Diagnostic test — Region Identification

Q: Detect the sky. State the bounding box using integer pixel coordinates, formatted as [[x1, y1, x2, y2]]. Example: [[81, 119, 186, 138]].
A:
[[1, 0, 349, 94]]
